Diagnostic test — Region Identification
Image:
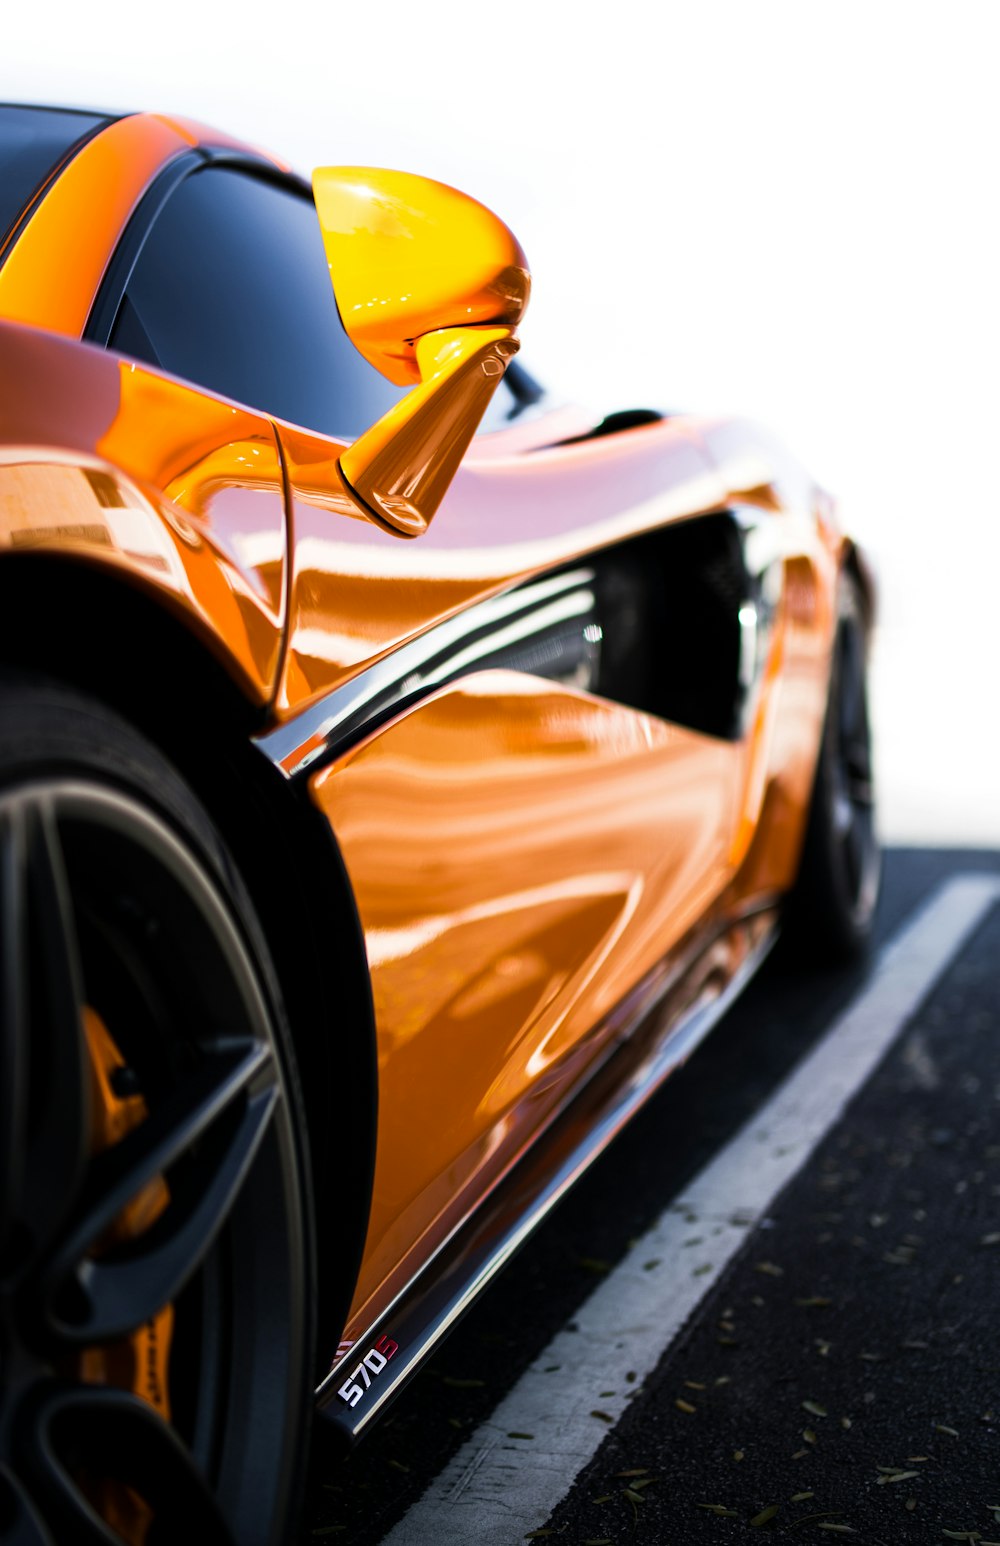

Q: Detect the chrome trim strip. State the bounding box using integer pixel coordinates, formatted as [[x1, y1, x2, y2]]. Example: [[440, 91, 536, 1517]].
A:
[[315, 906, 778, 1443], [255, 568, 596, 779]]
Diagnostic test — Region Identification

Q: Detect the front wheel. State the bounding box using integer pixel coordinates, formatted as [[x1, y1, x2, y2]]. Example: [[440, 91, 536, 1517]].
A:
[[787, 574, 881, 963], [0, 677, 314, 1545]]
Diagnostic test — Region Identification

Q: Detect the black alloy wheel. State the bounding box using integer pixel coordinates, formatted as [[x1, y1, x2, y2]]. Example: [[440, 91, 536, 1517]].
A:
[[0, 678, 314, 1545], [788, 574, 881, 962]]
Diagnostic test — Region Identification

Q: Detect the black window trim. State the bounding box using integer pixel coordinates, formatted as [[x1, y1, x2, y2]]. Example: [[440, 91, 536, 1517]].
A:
[[84, 148, 301, 347]]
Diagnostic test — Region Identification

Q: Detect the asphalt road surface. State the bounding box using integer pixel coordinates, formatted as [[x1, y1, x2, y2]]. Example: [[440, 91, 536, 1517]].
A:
[[300, 848, 1000, 1545]]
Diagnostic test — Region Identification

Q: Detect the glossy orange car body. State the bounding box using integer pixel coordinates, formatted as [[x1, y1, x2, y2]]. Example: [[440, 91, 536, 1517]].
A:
[[0, 107, 870, 1454]]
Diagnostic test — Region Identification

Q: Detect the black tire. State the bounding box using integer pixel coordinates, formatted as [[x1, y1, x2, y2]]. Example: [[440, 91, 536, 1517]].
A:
[[787, 574, 881, 963], [0, 674, 314, 1545]]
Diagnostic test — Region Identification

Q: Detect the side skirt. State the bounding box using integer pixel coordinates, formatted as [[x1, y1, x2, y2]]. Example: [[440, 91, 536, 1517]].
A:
[[315, 903, 779, 1444]]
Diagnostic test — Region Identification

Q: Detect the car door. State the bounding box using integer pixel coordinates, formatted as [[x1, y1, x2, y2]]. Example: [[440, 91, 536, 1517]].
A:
[[266, 399, 747, 1324]]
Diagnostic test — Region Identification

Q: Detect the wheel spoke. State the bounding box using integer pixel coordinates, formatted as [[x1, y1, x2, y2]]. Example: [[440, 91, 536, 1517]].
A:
[[832, 787, 854, 838], [843, 731, 871, 779], [836, 625, 864, 742], [0, 1467, 55, 1546], [41, 1043, 278, 1341], [841, 811, 866, 897], [15, 1380, 233, 1544], [846, 773, 874, 809], [0, 796, 88, 1262]]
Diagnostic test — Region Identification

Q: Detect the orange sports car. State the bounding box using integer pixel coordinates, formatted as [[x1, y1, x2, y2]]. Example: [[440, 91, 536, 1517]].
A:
[[0, 104, 878, 1543]]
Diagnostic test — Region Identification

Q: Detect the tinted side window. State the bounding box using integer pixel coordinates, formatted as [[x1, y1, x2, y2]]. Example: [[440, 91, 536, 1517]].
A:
[[0, 104, 109, 250], [109, 166, 406, 439]]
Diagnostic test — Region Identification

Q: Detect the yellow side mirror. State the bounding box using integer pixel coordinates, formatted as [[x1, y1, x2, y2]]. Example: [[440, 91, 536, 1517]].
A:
[[313, 167, 530, 536]]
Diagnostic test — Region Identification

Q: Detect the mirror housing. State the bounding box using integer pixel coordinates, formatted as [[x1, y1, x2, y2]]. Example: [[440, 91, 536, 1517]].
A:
[[313, 167, 530, 535]]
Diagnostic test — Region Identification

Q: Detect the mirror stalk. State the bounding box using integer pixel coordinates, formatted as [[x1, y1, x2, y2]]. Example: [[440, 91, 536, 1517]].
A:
[[340, 324, 518, 537]]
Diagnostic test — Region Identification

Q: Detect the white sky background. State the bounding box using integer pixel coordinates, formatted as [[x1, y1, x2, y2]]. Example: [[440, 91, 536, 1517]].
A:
[[4, 0, 999, 843]]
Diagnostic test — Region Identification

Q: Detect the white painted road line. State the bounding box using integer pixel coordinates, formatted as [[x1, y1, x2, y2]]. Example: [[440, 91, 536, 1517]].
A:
[[384, 873, 1000, 1546]]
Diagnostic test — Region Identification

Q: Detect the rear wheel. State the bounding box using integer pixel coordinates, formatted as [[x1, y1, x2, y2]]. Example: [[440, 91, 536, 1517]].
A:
[[788, 575, 880, 962], [0, 678, 313, 1545]]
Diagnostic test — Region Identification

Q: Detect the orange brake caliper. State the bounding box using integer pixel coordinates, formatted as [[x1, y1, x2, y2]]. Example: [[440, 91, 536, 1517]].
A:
[[78, 1007, 174, 1541]]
